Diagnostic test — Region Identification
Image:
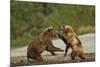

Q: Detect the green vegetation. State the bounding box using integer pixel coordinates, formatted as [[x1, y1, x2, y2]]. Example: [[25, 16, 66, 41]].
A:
[[11, 1, 95, 48]]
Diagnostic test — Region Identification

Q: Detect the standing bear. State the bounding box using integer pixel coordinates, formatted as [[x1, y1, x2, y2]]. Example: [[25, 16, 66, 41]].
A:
[[58, 25, 85, 60], [27, 26, 64, 62]]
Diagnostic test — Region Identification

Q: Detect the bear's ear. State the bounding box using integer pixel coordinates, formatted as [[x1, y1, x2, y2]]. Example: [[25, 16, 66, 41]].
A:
[[48, 26, 53, 32], [48, 28, 53, 32], [49, 26, 53, 29]]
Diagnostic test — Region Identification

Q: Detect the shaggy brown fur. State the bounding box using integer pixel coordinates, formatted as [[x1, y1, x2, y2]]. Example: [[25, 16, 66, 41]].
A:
[[27, 26, 64, 62], [57, 32, 70, 57], [59, 25, 85, 60]]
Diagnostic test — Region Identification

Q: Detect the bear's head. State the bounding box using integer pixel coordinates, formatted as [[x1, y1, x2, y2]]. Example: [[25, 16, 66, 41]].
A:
[[59, 25, 74, 34], [40, 26, 57, 39]]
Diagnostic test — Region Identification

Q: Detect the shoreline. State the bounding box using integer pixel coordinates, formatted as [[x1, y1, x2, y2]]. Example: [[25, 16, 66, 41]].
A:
[[11, 53, 95, 66]]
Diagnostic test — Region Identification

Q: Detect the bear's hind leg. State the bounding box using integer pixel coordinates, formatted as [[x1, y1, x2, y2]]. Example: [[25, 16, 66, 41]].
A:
[[35, 54, 43, 62], [71, 51, 76, 60], [79, 53, 85, 60]]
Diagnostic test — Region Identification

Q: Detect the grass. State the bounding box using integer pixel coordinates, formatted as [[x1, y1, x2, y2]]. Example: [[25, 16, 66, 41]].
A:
[[78, 26, 95, 35], [11, 33, 36, 48], [11, 1, 95, 48], [11, 26, 95, 49]]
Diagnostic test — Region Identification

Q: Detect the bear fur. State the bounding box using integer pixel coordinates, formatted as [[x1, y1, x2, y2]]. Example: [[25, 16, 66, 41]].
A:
[[59, 25, 85, 60], [27, 26, 64, 62]]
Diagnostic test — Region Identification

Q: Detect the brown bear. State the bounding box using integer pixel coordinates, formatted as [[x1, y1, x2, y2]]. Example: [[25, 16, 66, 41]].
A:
[[27, 26, 64, 62], [57, 31, 70, 57], [59, 25, 85, 60]]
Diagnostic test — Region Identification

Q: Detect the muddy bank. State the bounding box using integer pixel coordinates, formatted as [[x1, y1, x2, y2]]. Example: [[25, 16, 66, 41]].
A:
[[11, 53, 95, 66]]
